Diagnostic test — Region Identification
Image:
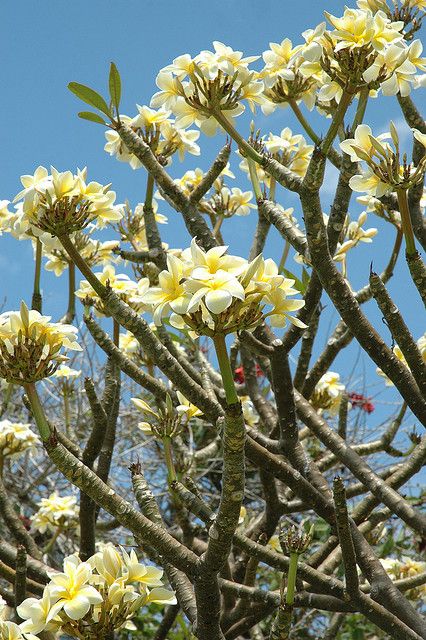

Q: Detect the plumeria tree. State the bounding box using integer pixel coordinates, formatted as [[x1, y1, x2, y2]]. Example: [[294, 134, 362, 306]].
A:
[[0, 0, 425, 638]]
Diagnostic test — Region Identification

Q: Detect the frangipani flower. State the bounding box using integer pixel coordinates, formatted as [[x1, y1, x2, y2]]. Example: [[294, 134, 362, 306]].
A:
[[176, 391, 203, 420], [311, 371, 345, 413], [141, 242, 305, 336], [50, 365, 81, 380], [16, 546, 176, 637], [377, 333, 426, 385], [347, 122, 426, 196], [48, 555, 103, 620], [150, 43, 270, 128], [13, 166, 122, 236], [18, 588, 62, 635], [185, 269, 246, 315], [0, 420, 39, 458], [340, 124, 390, 162], [30, 492, 79, 534], [0, 301, 81, 384], [76, 265, 150, 317]]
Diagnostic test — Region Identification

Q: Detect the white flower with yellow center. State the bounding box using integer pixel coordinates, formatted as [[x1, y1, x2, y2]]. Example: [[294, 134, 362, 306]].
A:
[[227, 188, 256, 216], [48, 555, 103, 621], [0, 420, 39, 458], [0, 621, 26, 640], [265, 287, 306, 328], [176, 391, 203, 420], [18, 587, 63, 636], [316, 372, 345, 398], [241, 396, 259, 427], [31, 492, 79, 534], [188, 238, 246, 276], [119, 331, 139, 355], [132, 105, 171, 130], [185, 269, 246, 315], [0, 301, 81, 383], [104, 115, 142, 170], [150, 71, 186, 110], [349, 166, 392, 197], [143, 254, 190, 326], [340, 125, 391, 162], [51, 365, 81, 380], [158, 121, 200, 162], [325, 8, 403, 52]]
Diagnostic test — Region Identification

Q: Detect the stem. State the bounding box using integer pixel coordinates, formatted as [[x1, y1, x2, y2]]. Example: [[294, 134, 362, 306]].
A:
[[163, 437, 177, 485], [113, 318, 120, 347], [212, 110, 263, 165], [213, 335, 239, 405], [31, 239, 43, 312], [351, 87, 369, 130], [0, 383, 14, 418], [43, 525, 63, 554], [213, 214, 224, 239], [278, 241, 290, 273], [322, 91, 353, 155], [286, 552, 299, 606], [289, 100, 321, 146], [58, 235, 108, 298], [269, 178, 276, 202], [63, 390, 71, 437], [396, 189, 416, 255], [24, 383, 51, 442], [247, 157, 262, 201], [61, 261, 76, 324]]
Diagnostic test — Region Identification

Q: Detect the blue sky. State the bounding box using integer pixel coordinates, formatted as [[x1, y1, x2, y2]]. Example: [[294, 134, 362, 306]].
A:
[[1, 1, 424, 444]]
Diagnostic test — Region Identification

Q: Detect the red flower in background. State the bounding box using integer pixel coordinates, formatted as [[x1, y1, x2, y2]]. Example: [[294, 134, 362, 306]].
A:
[[234, 364, 264, 384], [348, 392, 375, 414]]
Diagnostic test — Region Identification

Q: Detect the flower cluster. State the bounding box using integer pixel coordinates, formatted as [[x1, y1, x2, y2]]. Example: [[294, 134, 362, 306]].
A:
[[119, 330, 140, 358], [0, 302, 81, 384], [296, 6, 426, 106], [333, 211, 378, 272], [343, 123, 426, 197], [105, 106, 200, 170], [41, 228, 119, 277], [140, 239, 306, 336], [117, 199, 168, 249], [377, 333, 426, 384], [240, 127, 314, 186], [381, 556, 426, 601], [311, 371, 346, 413], [150, 42, 270, 136], [0, 420, 39, 459], [76, 264, 150, 317], [12, 166, 122, 237], [30, 492, 79, 534], [50, 364, 82, 381], [131, 392, 199, 438], [16, 545, 175, 638]]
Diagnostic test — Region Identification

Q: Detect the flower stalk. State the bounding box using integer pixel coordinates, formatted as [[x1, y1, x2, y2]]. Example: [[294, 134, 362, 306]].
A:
[[212, 109, 263, 164], [213, 334, 239, 405], [322, 90, 353, 155], [31, 238, 43, 313], [61, 261, 76, 324], [24, 383, 51, 442], [396, 189, 416, 256], [163, 437, 177, 485]]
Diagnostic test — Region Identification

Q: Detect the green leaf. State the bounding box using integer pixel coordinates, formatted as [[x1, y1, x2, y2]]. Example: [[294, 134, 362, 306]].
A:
[[282, 268, 305, 294], [68, 82, 111, 116], [109, 62, 121, 112], [302, 267, 310, 289], [78, 111, 107, 125]]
